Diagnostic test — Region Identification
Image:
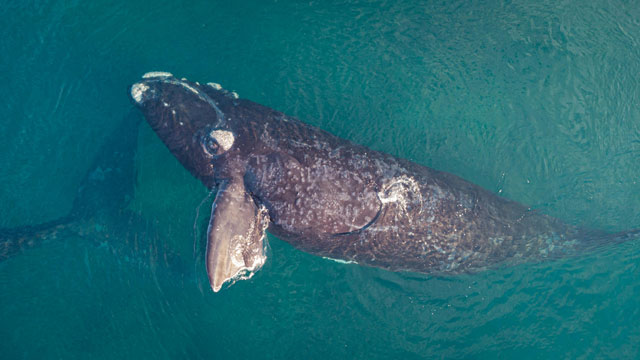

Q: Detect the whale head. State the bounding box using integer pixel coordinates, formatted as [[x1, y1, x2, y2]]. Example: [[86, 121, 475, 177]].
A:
[[129, 72, 240, 188], [131, 72, 274, 293]]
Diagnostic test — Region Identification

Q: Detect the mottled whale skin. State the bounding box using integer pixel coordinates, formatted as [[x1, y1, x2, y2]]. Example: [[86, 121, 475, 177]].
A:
[[130, 72, 634, 292]]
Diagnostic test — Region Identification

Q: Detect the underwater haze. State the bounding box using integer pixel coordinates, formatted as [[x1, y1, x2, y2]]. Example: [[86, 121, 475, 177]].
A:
[[1, 0, 640, 358]]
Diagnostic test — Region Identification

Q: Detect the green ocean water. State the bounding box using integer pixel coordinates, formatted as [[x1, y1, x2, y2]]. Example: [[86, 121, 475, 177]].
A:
[[1, 0, 640, 358]]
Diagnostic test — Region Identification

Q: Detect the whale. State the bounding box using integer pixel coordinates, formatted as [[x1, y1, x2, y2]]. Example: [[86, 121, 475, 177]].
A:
[[130, 71, 638, 292]]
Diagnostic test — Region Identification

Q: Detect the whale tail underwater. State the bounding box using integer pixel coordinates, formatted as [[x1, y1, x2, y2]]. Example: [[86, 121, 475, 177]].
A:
[[130, 71, 639, 293], [0, 111, 152, 263]]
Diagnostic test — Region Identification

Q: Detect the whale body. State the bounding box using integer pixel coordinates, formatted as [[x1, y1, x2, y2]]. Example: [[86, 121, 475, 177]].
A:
[[130, 72, 635, 292]]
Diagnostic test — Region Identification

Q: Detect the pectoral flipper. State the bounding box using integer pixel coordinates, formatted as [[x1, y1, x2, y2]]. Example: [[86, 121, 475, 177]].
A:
[[206, 179, 269, 292]]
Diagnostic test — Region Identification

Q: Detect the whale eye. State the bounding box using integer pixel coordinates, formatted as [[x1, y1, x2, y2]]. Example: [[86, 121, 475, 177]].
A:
[[203, 137, 220, 156], [202, 129, 235, 157]]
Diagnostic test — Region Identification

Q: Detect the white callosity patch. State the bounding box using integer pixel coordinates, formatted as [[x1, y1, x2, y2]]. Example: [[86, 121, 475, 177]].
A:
[[206, 82, 238, 99], [142, 71, 173, 79], [210, 130, 235, 152], [207, 82, 223, 90], [130, 82, 149, 104]]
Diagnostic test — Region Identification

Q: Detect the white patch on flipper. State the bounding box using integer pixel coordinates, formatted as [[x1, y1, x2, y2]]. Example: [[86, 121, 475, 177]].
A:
[[130, 82, 149, 104], [219, 205, 270, 290], [210, 130, 235, 152], [207, 82, 223, 90], [142, 71, 173, 79]]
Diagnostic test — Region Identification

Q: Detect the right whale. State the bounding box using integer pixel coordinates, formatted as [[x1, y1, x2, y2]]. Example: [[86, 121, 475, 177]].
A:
[[130, 72, 639, 292]]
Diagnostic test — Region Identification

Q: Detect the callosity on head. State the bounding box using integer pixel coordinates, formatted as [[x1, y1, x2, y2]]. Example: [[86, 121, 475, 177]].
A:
[[130, 72, 269, 292], [129, 72, 238, 188]]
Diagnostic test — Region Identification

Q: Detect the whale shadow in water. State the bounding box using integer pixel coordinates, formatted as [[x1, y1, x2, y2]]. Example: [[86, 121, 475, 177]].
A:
[[0, 110, 187, 276]]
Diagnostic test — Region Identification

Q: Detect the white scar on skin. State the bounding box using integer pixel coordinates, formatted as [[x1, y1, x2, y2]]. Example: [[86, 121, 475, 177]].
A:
[[378, 175, 423, 213], [323, 257, 358, 265]]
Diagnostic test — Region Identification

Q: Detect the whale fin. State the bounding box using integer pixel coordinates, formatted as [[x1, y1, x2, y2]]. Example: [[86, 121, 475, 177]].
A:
[[206, 178, 270, 292]]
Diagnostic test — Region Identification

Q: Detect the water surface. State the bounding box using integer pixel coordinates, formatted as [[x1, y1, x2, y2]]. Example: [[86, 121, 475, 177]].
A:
[[1, 0, 639, 358]]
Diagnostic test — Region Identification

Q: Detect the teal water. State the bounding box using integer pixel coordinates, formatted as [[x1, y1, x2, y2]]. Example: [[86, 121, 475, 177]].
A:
[[1, 0, 640, 358]]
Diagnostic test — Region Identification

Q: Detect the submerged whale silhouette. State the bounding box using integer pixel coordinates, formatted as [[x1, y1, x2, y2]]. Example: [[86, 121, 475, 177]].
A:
[[130, 72, 638, 292], [0, 111, 184, 272]]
